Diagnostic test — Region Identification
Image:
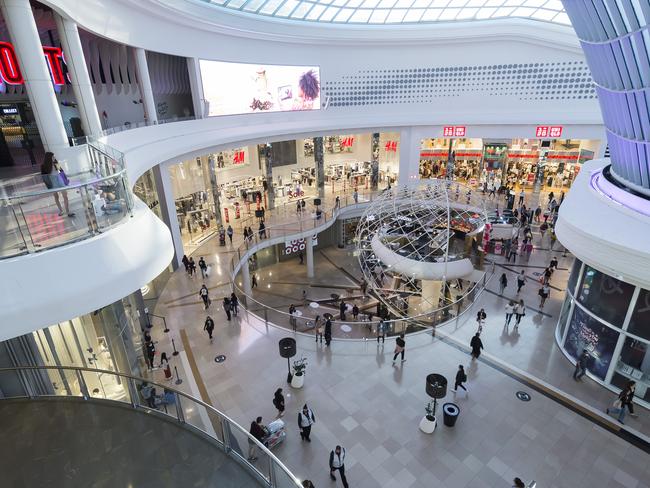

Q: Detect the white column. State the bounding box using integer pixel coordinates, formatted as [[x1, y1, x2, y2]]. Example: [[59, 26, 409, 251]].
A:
[[153, 163, 183, 269], [187, 57, 205, 118], [240, 258, 253, 300], [306, 236, 315, 278], [1, 0, 68, 153], [398, 127, 421, 187], [134, 48, 157, 124], [54, 14, 102, 136]]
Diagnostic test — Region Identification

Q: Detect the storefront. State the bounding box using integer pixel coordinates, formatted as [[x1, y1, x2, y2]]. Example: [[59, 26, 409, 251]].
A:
[[556, 259, 650, 406], [0, 102, 42, 167]]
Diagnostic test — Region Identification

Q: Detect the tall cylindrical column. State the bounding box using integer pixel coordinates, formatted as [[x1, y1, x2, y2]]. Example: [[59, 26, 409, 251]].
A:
[[263, 145, 275, 210], [398, 128, 420, 187], [371, 132, 380, 190], [187, 57, 204, 118], [134, 47, 157, 124], [314, 137, 325, 198], [153, 163, 183, 269], [206, 155, 223, 227], [54, 14, 102, 136], [1, 0, 69, 153], [306, 236, 315, 278]]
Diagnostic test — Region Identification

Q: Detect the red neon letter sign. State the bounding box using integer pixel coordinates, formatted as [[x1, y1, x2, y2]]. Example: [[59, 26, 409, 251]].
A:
[[0, 41, 23, 85], [43, 46, 65, 85]]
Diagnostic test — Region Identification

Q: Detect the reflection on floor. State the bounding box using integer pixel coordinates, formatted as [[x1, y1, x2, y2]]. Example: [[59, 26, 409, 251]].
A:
[[149, 186, 650, 488], [0, 399, 260, 488]]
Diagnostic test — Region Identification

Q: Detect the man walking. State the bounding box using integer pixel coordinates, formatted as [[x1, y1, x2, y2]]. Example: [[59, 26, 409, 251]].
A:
[[204, 316, 215, 341], [199, 284, 210, 309], [329, 445, 349, 488], [198, 257, 208, 278], [516, 270, 526, 293], [226, 224, 234, 244], [377, 319, 388, 343], [298, 404, 316, 442], [392, 333, 406, 364], [573, 349, 589, 380], [453, 365, 468, 395]]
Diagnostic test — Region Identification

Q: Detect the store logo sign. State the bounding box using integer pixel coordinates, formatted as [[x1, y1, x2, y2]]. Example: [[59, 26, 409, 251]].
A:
[[340, 136, 354, 147], [443, 126, 466, 137], [536, 125, 563, 138], [233, 150, 245, 164], [1, 106, 18, 114], [0, 41, 66, 86], [384, 141, 398, 152]]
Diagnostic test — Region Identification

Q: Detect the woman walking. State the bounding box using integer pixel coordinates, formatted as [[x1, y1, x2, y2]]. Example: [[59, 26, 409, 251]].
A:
[[514, 299, 526, 328], [499, 273, 508, 295], [160, 352, 172, 380], [607, 381, 636, 424], [41, 152, 74, 217], [392, 333, 406, 364], [324, 317, 332, 346], [230, 293, 239, 316], [504, 301, 515, 326], [538, 283, 550, 308], [470, 332, 483, 360], [273, 388, 285, 417]]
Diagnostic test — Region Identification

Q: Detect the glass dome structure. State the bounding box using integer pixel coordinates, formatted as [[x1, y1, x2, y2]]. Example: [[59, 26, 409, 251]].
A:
[[199, 0, 569, 25]]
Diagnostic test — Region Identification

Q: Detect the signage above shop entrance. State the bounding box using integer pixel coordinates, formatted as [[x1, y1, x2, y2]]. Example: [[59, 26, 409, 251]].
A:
[[443, 126, 466, 137], [536, 125, 563, 138], [0, 41, 66, 86]]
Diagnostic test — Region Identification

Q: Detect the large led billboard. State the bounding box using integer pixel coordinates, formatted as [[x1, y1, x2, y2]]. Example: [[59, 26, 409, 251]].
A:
[[199, 60, 321, 117]]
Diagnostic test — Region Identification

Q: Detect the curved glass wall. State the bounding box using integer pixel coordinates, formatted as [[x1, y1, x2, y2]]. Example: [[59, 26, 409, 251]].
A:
[[556, 260, 650, 405]]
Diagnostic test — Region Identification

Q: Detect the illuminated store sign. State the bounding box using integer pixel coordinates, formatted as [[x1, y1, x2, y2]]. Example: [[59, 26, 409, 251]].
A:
[[384, 141, 398, 152], [0, 41, 66, 86], [443, 126, 466, 137], [536, 125, 563, 138]]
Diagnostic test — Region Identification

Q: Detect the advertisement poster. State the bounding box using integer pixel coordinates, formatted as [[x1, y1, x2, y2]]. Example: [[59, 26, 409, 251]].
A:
[[199, 60, 321, 117]]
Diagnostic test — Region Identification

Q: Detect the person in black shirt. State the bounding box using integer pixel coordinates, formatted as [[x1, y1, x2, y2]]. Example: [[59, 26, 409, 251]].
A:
[[392, 333, 406, 364], [204, 316, 215, 341], [453, 365, 468, 394], [470, 333, 483, 360], [248, 417, 266, 461]]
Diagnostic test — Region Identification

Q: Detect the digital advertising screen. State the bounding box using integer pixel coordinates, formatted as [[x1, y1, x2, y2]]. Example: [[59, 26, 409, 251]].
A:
[[199, 60, 321, 117]]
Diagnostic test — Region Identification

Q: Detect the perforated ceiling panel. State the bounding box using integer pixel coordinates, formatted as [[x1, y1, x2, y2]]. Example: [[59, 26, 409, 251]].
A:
[[323, 60, 595, 107]]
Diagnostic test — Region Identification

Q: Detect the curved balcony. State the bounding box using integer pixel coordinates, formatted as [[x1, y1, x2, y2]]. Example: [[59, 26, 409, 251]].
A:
[[0, 365, 302, 488], [0, 141, 134, 259]]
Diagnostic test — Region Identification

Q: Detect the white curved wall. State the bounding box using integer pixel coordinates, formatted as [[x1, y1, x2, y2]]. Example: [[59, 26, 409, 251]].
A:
[[0, 201, 173, 341]]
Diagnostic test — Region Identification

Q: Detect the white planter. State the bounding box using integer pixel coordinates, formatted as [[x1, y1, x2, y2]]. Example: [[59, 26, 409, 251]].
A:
[[291, 373, 304, 389], [419, 415, 436, 434]]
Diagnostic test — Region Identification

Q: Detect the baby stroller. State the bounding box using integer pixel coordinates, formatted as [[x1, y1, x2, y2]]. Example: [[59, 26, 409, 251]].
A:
[[262, 419, 286, 449]]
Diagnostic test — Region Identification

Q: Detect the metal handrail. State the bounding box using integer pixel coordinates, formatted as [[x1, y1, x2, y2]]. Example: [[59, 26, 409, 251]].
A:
[[0, 365, 302, 488]]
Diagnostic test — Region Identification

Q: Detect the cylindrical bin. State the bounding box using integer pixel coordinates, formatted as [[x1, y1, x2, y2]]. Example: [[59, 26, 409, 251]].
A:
[[278, 338, 296, 358], [442, 403, 460, 427]]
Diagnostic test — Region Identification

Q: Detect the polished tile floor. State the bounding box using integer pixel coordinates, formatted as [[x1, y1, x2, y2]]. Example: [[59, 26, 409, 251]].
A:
[[149, 187, 650, 488], [0, 399, 260, 488]]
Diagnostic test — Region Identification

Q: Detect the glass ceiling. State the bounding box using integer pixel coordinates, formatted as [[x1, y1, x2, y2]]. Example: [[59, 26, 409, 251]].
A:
[[202, 0, 570, 25]]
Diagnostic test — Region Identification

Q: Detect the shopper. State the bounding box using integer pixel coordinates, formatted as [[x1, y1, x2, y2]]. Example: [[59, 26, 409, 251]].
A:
[[453, 364, 468, 394], [352, 304, 359, 320], [550, 256, 558, 270], [329, 445, 349, 488], [339, 300, 346, 321], [470, 332, 483, 360], [392, 333, 406, 364], [514, 299, 526, 328], [324, 317, 332, 346], [624, 381, 638, 418], [298, 404, 316, 442], [160, 352, 172, 380], [518, 189, 525, 206], [353, 189, 359, 203], [534, 206, 542, 222], [513, 478, 526, 488], [504, 301, 515, 326], [41, 152, 74, 217], [273, 388, 285, 417], [543, 266, 553, 285], [516, 271, 526, 293], [476, 308, 487, 324], [259, 221, 266, 239], [204, 316, 215, 341], [227, 225, 234, 244], [223, 296, 232, 321], [360, 279, 368, 296], [199, 285, 210, 309], [188, 257, 197, 276], [314, 315, 323, 343], [298, 250, 304, 264], [538, 283, 550, 308], [377, 319, 388, 343], [573, 349, 589, 380], [606, 381, 635, 424], [251, 273, 258, 288], [182, 255, 190, 273], [247, 226, 254, 242], [289, 304, 297, 330], [302, 481, 315, 488], [230, 293, 239, 316], [140, 382, 156, 408], [499, 273, 508, 295], [507, 245, 517, 263], [145, 340, 156, 370], [248, 416, 266, 461], [198, 257, 208, 278]]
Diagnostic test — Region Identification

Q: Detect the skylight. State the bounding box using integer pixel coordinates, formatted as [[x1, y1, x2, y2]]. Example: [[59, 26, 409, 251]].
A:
[[201, 0, 570, 25]]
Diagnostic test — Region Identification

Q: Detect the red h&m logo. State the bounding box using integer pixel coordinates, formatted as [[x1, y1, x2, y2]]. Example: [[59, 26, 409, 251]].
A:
[[384, 141, 397, 152], [0, 42, 66, 86], [341, 137, 354, 147], [443, 126, 466, 137], [536, 125, 563, 138], [233, 150, 245, 164]]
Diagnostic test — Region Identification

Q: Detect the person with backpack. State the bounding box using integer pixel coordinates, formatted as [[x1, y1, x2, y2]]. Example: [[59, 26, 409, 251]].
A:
[[297, 404, 316, 442], [453, 365, 468, 394], [199, 284, 210, 309], [204, 316, 215, 341]]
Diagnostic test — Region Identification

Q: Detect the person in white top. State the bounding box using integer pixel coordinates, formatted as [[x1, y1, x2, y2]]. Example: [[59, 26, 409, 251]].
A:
[[297, 404, 316, 442], [514, 299, 526, 328], [504, 301, 515, 327], [329, 445, 349, 488]]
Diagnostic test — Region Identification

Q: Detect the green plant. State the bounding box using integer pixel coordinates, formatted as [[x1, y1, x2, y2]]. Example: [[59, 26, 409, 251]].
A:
[[293, 357, 307, 376]]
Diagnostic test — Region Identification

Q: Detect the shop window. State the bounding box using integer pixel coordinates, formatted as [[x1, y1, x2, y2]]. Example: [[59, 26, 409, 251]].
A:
[[627, 288, 650, 341], [576, 265, 634, 327], [566, 259, 582, 296], [564, 306, 619, 380], [611, 336, 650, 402], [557, 295, 573, 342]]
